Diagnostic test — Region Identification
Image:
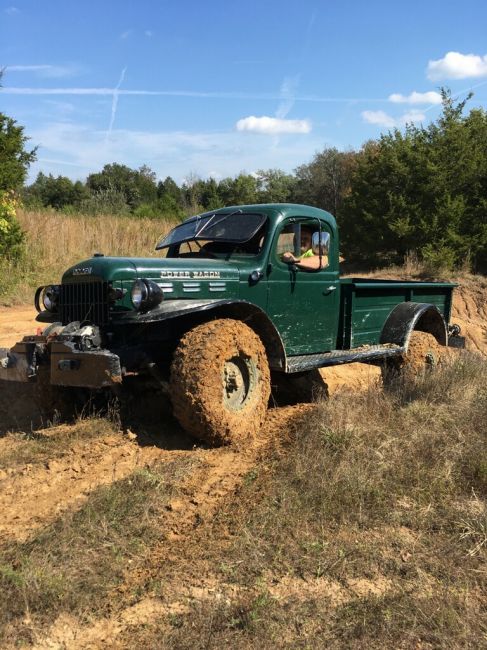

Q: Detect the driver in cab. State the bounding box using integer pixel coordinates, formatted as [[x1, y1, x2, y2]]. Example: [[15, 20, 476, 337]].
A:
[[281, 228, 327, 270]]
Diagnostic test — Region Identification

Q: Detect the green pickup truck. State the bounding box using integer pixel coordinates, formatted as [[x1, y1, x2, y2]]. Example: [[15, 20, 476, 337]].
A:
[[0, 204, 464, 445]]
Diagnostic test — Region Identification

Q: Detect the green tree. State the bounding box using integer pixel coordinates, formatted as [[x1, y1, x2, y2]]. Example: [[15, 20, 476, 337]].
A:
[[0, 71, 36, 264], [157, 176, 183, 205], [342, 89, 487, 271], [0, 114, 37, 191], [24, 172, 89, 210], [256, 169, 296, 203], [86, 163, 158, 211], [293, 148, 357, 219], [218, 174, 259, 206]]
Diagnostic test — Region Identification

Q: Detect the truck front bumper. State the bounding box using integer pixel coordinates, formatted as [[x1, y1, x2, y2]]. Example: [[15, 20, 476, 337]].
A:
[[0, 337, 122, 389]]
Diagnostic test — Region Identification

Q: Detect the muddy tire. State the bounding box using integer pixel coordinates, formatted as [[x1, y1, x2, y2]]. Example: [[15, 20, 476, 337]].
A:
[[382, 331, 443, 384], [170, 319, 271, 446]]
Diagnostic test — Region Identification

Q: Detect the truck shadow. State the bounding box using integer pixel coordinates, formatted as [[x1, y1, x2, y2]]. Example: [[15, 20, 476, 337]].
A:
[[0, 375, 326, 449], [0, 379, 196, 451], [0, 381, 43, 435]]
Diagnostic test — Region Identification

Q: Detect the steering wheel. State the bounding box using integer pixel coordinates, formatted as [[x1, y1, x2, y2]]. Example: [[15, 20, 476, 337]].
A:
[[195, 241, 218, 259]]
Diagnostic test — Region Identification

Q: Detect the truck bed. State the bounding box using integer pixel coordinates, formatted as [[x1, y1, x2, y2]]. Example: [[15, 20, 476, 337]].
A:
[[337, 278, 456, 350]]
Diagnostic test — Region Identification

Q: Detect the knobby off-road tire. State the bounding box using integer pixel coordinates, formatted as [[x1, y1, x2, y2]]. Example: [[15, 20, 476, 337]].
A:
[[382, 330, 443, 385], [170, 319, 271, 446]]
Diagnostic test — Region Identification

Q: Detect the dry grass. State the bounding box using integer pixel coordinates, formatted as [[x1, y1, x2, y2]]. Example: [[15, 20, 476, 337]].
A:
[[347, 250, 487, 287], [0, 417, 118, 471], [120, 353, 487, 648], [0, 456, 196, 645], [1, 209, 175, 304]]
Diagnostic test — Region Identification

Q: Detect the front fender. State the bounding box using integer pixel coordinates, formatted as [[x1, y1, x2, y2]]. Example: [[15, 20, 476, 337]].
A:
[[112, 298, 238, 324], [113, 299, 287, 371], [380, 302, 447, 350]]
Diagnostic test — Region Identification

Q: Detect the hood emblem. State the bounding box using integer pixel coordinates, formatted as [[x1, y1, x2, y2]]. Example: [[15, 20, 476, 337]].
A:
[[73, 267, 93, 276], [160, 270, 221, 279]]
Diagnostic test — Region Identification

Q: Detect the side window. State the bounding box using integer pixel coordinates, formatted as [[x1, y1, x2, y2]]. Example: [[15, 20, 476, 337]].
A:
[[276, 224, 298, 259], [275, 221, 331, 270]]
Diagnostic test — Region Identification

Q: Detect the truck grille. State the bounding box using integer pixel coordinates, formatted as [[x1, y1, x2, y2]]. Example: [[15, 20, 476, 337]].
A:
[[59, 282, 110, 326]]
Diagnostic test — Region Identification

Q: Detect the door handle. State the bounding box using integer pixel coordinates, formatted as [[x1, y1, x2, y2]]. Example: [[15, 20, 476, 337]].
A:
[[325, 286, 337, 292]]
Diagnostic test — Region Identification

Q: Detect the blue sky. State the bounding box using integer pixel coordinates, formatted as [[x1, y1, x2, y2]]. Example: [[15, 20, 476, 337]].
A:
[[1, 0, 487, 184]]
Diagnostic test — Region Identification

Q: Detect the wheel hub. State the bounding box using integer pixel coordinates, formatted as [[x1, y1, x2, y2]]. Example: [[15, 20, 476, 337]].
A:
[[222, 356, 256, 410]]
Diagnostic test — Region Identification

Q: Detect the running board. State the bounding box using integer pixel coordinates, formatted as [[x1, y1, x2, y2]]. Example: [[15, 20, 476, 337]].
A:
[[286, 344, 404, 373]]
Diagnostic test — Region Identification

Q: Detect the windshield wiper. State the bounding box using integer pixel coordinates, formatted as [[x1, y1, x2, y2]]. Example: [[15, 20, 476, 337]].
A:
[[195, 213, 215, 237], [198, 209, 243, 236]]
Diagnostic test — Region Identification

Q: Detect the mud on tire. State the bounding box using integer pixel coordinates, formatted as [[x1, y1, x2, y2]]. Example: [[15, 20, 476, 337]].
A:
[[382, 330, 443, 385], [169, 319, 271, 446]]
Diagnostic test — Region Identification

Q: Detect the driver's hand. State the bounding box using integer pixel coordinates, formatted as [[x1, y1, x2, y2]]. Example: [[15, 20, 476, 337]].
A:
[[282, 252, 296, 263]]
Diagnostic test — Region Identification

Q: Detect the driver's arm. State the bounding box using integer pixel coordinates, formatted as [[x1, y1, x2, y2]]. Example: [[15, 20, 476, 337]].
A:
[[295, 255, 326, 270], [282, 251, 327, 270]]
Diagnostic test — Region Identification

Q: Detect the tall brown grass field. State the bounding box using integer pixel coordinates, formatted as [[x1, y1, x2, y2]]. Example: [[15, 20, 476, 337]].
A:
[[1, 209, 175, 304]]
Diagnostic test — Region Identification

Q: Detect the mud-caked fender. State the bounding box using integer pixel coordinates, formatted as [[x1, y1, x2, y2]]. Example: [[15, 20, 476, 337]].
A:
[[380, 302, 447, 351], [114, 298, 287, 371], [200, 300, 287, 371]]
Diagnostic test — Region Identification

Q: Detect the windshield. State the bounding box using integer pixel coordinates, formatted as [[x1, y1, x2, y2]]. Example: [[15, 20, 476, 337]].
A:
[[156, 211, 267, 249]]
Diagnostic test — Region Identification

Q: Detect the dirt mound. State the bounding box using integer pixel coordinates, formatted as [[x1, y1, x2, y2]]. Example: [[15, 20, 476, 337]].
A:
[[451, 280, 487, 356], [0, 307, 38, 349]]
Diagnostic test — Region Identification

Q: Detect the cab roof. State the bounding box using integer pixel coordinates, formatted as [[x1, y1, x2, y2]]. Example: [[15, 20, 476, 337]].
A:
[[196, 203, 337, 230]]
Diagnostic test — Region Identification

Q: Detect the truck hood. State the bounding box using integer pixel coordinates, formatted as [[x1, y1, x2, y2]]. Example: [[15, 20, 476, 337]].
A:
[[62, 256, 241, 283]]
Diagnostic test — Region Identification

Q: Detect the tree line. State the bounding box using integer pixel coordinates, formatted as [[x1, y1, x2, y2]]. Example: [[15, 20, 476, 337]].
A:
[[2, 88, 487, 272]]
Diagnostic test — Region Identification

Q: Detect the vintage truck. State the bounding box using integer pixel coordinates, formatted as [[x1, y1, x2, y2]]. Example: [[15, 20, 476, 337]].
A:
[[0, 204, 464, 445]]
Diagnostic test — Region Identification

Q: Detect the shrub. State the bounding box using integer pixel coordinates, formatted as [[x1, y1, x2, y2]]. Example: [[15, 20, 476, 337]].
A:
[[0, 191, 25, 263]]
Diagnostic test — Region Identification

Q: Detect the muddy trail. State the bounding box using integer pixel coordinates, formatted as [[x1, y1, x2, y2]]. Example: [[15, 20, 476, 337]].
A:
[[0, 425, 191, 544], [27, 404, 313, 650]]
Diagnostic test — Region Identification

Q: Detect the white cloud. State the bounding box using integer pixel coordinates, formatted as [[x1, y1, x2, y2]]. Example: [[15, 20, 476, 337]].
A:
[[361, 110, 396, 128], [389, 91, 442, 105], [427, 51, 487, 80], [400, 110, 426, 124], [7, 64, 79, 78], [120, 30, 132, 40], [362, 110, 425, 128], [4, 6, 19, 15], [43, 100, 75, 114], [236, 116, 311, 135]]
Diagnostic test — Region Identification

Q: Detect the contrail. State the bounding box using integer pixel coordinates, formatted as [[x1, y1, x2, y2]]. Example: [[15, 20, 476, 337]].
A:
[[276, 75, 301, 119], [422, 78, 487, 114], [2, 86, 388, 103], [106, 67, 126, 142]]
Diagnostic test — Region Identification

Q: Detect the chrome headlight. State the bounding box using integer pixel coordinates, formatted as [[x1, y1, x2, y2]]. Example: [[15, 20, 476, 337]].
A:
[[131, 280, 148, 309], [131, 279, 163, 311], [35, 285, 60, 313]]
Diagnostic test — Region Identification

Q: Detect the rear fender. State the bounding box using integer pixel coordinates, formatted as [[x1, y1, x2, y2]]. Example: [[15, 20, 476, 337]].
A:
[[380, 302, 447, 351]]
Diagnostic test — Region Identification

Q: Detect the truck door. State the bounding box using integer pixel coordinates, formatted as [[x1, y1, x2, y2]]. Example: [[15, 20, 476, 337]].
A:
[[266, 218, 339, 355]]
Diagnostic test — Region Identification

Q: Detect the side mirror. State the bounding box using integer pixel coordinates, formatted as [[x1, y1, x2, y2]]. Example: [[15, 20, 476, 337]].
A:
[[312, 231, 330, 256]]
